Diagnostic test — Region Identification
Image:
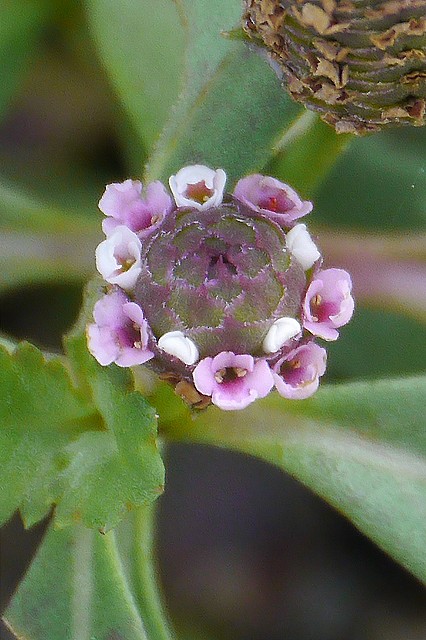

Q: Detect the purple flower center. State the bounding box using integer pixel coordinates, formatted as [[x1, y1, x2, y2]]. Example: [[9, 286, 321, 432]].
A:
[[258, 190, 294, 213], [310, 293, 336, 322], [116, 322, 140, 350], [279, 357, 310, 386], [185, 180, 214, 204], [207, 254, 238, 280]]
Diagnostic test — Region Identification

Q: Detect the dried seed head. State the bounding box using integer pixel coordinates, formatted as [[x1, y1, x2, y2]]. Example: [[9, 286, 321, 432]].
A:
[[243, 0, 426, 133]]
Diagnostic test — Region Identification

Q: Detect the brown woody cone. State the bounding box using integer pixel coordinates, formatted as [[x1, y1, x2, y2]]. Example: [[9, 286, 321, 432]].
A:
[[243, 0, 426, 133]]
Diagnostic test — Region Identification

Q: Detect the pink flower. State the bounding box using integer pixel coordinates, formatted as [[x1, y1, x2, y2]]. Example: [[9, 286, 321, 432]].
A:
[[87, 288, 153, 367], [99, 179, 172, 236], [273, 342, 327, 400], [169, 165, 226, 211], [303, 268, 354, 341], [233, 174, 312, 225], [193, 351, 274, 411]]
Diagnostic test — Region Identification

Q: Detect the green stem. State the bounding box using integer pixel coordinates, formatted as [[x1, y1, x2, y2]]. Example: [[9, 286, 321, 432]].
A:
[[130, 503, 174, 640]]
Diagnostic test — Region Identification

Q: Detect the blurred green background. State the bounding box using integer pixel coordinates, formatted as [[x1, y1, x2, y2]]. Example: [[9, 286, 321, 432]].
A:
[[0, 2, 425, 639]]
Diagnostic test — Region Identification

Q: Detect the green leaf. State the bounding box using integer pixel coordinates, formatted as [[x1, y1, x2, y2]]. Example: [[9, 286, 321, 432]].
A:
[[146, 0, 302, 185], [315, 126, 426, 231], [326, 308, 426, 381], [4, 515, 171, 640], [266, 112, 352, 196], [0, 342, 94, 526], [161, 376, 426, 583], [0, 1, 53, 118], [54, 365, 164, 530], [85, 0, 185, 150]]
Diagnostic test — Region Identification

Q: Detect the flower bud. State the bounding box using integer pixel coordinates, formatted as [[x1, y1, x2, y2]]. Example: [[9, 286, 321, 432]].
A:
[[243, 0, 426, 133]]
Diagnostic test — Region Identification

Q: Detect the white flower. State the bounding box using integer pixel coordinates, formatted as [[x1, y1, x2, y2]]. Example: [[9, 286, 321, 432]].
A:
[[95, 225, 142, 291], [169, 165, 226, 211], [262, 317, 301, 354], [286, 223, 321, 270], [157, 331, 199, 365]]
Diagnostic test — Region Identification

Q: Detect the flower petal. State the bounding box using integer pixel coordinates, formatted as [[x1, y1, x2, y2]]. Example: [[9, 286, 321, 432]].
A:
[[273, 342, 327, 399]]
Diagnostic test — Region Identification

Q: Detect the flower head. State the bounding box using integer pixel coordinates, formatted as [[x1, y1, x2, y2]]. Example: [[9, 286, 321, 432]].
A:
[[99, 179, 172, 236], [88, 165, 354, 409], [273, 342, 327, 400], [87, 288, 153, 367], [233, 174, 312, 226], [303, 269, 354, 340]]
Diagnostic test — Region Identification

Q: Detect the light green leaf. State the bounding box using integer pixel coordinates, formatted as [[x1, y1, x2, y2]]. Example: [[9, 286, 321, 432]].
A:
[[85, 0, 185, 150], [4, 512, 172, 640], [161, 376, 426, 583], [0, 342, 94, 526], [146, 0, 302, 185], [0, 176, 97, 234], [54, 365, 164, 530]]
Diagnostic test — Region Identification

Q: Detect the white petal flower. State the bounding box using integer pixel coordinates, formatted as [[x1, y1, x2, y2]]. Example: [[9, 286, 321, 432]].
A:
[[169, 165, 226, 211], [95, 225, 142, 291], [158, 331, 199, 365], [286, 223, 321, 270], [262, 317, 301, 354]]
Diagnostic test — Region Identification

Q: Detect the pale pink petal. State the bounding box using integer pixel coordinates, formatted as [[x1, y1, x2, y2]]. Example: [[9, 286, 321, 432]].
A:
[[86, 290, 153, 368], [99, 179, 172, 235], [303, 269, 354, 341]]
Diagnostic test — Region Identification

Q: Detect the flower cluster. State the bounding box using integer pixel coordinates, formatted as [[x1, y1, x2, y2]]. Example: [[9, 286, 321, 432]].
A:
[[87, 165, 354, 410]]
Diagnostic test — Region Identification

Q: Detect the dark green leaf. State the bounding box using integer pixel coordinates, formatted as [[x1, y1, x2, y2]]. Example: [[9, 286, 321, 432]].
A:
[[0, 2, 53, 118], [326, 307, 426, 381], [146, 0, 302, 185], [315, 126, 426, 231], [161, 376, 426, 583]]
